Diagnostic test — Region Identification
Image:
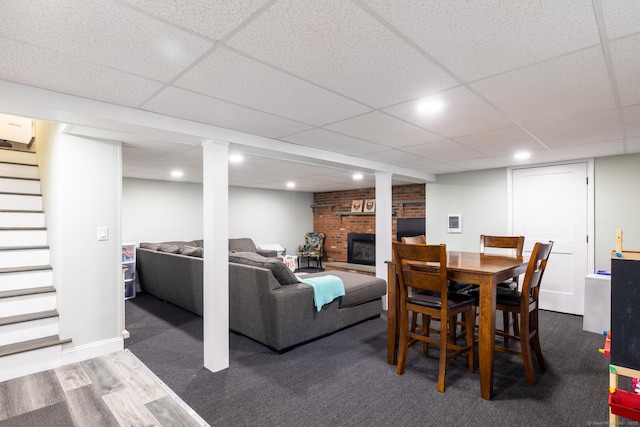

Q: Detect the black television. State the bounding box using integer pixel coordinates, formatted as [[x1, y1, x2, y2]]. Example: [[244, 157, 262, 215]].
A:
[[396, 217, 426, 242]]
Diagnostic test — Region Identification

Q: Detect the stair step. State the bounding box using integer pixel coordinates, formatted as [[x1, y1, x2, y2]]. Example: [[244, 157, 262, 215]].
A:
[[0, 162, 38, 179], [0, 211, 44, 227], [0, 291, 56, 317], [0, 311, 59, 346], [0, 309, 59, 326], [0, 177, 40, 194], [0, 193, 43, 211], [0, 335, 71, 358], [0, 247, 49, 269], [0, 285, 55, 299], [0, 267, 52, 293], [0, 149, 37, 166], [0, 228, 47, 246]]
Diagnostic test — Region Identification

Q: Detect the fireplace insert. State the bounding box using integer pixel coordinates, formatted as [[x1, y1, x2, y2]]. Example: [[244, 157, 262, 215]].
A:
[[348, 232, 375, 266]]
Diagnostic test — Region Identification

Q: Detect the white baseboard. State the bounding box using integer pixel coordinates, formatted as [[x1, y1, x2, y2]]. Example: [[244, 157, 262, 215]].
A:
[[61, 336, 124, 365]]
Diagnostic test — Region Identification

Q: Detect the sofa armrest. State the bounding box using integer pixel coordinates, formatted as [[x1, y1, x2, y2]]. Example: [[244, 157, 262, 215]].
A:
[[256, 249, 278, 258]]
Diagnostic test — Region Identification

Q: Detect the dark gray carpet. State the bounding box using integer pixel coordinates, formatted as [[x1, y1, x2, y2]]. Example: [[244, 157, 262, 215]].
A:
[[125, 292, 610, 426]]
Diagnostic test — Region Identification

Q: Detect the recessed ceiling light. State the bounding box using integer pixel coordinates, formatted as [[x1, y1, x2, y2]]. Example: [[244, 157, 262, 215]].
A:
[[286, 181, 295, 189], [229, 153, 244, 164], [514, 151, 531, 160], [352, 173, 363, 180], [170, 170, 184, 178], [416, 97, 444, 115]]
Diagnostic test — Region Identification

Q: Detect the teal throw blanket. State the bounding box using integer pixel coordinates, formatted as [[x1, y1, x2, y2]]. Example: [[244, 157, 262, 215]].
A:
[[298, 275, 346, 312]]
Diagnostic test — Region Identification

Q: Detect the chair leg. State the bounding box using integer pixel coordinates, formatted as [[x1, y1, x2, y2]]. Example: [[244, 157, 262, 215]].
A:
[[437, 318, 448, 393], [465, 307, 475, 373], [519, 312, 537, 386], [396, 309, 410, 375], [531, 310, 546, 371], [422, 314, 430, 356], [502, 311, 510, 348]]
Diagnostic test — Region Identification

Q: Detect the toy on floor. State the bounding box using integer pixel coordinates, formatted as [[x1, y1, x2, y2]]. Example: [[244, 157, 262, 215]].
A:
[[600, 330, 611, 358]]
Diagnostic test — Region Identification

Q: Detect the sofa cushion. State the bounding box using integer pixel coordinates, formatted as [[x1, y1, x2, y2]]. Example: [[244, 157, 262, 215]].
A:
[[229, 252, 299, 285], [179, 245, 204, 257], [139, 242, 160, 251], [305, 271, 386, 308], [158, 243, 181, 254]]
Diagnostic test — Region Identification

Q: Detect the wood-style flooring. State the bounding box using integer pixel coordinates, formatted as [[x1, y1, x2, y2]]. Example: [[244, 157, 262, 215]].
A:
[[0, 350, 207, 427]]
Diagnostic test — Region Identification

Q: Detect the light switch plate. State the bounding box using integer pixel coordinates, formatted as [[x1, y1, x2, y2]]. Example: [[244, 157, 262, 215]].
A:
[[97, 226, 109, 241]]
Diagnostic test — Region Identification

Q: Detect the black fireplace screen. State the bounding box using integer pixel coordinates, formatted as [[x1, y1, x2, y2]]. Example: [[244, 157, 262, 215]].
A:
[[347, 233, 375, 266]]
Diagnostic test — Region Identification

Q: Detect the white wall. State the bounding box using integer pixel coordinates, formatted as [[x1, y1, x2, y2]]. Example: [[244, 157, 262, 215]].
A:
[[122, 178, 313, 255], [426, 168, 508, 251], [122, 178, 203, 244], [37, 122, 123, 351]]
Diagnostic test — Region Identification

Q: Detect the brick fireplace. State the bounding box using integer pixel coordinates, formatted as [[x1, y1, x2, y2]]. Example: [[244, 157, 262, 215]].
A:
[[312, 183, 425, 263]]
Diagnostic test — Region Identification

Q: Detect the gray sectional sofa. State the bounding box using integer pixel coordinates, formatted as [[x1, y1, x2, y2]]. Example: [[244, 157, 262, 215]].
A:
[[136, 239, 387, 351]]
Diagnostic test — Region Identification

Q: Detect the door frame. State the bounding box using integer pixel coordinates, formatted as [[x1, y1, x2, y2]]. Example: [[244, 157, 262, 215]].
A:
[[506, 158, 595, 275]]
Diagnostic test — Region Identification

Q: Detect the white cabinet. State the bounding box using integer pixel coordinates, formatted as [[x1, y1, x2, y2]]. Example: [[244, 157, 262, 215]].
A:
[[122, 243, 136, 300], [583, 273, 611, 333]]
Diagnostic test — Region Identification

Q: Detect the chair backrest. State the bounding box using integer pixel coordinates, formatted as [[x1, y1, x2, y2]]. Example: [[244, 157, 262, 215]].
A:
[[401, 235, 426, 244], [480, 235, 525, 257], [393, 242, 448, 306], [301, 232, 325, 254], [520, 241, 554, 304]]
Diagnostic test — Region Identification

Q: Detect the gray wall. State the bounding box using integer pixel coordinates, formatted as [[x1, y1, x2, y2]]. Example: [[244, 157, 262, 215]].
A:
[[122, 178, 313, 255], [426, 154, 640, 273], [594, 154, 640, 269]]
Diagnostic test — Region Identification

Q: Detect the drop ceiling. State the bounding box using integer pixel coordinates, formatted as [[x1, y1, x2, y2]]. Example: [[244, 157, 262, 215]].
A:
[[1, 1, 639, 192]]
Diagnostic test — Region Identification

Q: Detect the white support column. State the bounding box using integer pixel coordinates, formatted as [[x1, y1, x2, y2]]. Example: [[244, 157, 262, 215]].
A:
[[375, 172, 393, 310], [202, 140, 229, 372]]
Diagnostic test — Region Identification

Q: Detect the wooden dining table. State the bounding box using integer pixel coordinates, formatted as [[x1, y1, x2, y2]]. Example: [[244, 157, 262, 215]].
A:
[[386, 251, 528, 400]]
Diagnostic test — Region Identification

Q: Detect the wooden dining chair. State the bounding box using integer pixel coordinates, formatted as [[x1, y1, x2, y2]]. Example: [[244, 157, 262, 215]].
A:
[[393, 242, 476, 392], [401, 235, 426, 244], [480, 235, 525, 289], [494, 241, 553, 386]]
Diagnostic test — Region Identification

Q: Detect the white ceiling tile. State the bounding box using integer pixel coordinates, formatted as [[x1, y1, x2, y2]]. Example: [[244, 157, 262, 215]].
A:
[[494, 149, 562, 166], [402, 139, 483, 162], [119, 0, 270, 40], [143, 87, 312, 138], [623, 105, 640, 137], [324, 112, 441, 148], [626, 137, 640, 154], [176, 48, 370, 126], [454, 127, 543, 156], [471, 47, 615, 124], [610, 34, 640, 106], [601, 0, 640, 39], [359, 149, 429, 167], [384, 86, 513, 138], [0, 0, 213, 82], [423, 163, 466, 175], [554, 139, 625, 160], [364, 0, 600, 81], [122, 146, 173, 166], [226, 0, 458, 107], [449, 157, 510, 171], [525, 109, 624, 148], [281, 129, 387, 156], [0, 38, 163, 107]]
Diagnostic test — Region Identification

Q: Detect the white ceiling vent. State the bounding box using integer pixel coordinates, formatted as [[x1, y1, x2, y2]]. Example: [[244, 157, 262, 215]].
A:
[[0, 114, 34, 145]]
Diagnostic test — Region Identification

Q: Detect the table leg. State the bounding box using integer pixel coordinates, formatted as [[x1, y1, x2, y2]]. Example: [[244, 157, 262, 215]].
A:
[[478, 276, 497, 400]]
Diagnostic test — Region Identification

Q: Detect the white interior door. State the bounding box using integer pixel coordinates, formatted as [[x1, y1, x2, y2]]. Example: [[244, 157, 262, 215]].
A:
[[511, 162, 589, 315]]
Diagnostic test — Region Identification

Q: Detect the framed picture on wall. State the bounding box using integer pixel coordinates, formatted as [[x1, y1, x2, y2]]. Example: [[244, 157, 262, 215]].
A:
[[351, 200, 363, 212], [364, 199, 376, 213]]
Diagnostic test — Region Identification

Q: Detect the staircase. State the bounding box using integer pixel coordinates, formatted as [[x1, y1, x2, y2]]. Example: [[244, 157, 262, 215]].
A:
[[0, 147, 70, 382]]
